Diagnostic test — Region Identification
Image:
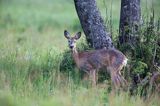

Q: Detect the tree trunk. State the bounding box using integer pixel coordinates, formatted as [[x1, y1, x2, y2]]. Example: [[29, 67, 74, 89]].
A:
[[119, 0, 141, 44], [74, 0, 113, 49]]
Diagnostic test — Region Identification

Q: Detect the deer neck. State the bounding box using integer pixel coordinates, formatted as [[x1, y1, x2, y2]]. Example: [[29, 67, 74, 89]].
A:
[[72, 48, 80, 68]]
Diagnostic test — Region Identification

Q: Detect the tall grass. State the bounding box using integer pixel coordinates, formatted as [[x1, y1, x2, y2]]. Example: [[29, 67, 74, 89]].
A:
[[0, 33, 159, 106]]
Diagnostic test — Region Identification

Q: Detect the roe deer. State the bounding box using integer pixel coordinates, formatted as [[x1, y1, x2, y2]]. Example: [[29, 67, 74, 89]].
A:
[[64, 30, 128, 89]]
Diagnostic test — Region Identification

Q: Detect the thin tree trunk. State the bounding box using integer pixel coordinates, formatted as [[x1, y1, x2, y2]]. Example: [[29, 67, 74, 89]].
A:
[[74, 0, 113, 49], [119, 0, 141, 44]]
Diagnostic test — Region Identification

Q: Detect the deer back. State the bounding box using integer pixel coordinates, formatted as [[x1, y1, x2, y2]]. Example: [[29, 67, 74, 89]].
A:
[[77, 48, 127, 72]]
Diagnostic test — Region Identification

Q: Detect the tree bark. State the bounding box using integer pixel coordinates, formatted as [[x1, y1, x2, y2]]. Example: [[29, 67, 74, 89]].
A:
[[74, 0, 113, 49], [119, 0, 141, 44]]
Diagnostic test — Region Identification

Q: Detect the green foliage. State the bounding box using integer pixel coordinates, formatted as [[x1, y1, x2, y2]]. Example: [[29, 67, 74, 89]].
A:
[[131, 60, 148, 75], [118, 11, 160, 96], [60, 49, 76, 76]]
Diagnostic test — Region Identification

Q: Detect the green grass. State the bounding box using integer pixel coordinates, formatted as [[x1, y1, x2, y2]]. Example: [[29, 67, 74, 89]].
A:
[[0, 0, 160, 106]]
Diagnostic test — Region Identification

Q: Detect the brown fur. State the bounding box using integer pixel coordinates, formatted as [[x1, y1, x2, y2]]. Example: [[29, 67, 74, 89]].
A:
[[64, 30, 128, 89]]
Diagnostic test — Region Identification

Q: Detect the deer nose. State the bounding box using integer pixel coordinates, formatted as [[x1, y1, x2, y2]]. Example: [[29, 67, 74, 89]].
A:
[[70, 46, 74, 49]]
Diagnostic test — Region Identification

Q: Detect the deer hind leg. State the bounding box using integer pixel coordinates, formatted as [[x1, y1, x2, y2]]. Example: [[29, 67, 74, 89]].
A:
[[89, 70, 96, 87], [109, 67, 126, 90], [117, 68, 128, 87], [110, 71, 121, 90], [120, 74, 128, 86]]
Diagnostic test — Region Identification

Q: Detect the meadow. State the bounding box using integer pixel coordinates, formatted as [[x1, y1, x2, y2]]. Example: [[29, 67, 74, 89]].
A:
[[0, 0, 160, 106]]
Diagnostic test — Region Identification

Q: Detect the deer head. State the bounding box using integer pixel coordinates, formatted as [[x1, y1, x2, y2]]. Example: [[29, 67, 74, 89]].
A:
[[64, 30, 81, 50]]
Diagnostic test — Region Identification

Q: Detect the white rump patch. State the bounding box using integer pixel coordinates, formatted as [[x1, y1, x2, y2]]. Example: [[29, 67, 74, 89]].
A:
[[123, 58, 128, 66]]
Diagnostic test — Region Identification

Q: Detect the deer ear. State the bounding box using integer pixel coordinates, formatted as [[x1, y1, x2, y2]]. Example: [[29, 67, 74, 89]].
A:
[[64, 30, 70, 39], [74, 32, 81, 40]]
